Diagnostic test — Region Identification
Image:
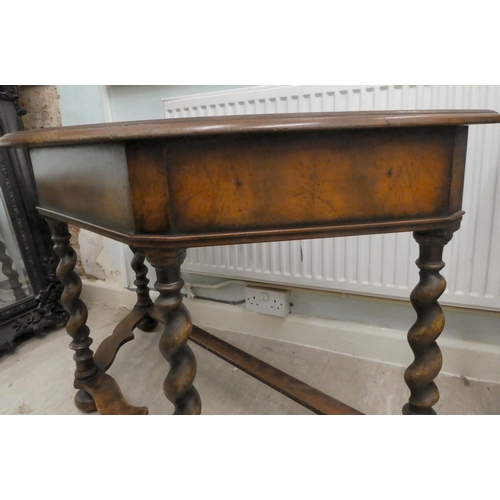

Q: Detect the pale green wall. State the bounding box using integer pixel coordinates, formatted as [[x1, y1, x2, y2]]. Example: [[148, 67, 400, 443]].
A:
[[57, 85, 107, 125], [56, 85, 251, 125], [108, 85, 250, 121]]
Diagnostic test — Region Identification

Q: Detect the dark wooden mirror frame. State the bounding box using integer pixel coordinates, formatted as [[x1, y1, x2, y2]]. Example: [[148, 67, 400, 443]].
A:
[[0, 85, 67, 354]]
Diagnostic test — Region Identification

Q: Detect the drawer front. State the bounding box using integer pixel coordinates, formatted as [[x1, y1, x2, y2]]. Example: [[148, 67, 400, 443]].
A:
[[165, 127, 462, 234]]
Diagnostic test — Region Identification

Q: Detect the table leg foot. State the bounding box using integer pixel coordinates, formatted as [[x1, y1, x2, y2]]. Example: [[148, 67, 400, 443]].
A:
[[403, 230, 453, 415], [76, 372, 149, 415], [146, 248, 201, 415], [130, 246, 158, 332], [75, 389, 97, 413]]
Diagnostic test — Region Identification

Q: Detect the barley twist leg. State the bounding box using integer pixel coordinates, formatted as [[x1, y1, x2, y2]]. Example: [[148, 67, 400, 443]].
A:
[[130, 246, 158, 332], [146, 248, 201, 415], [47, 219, 98, 413], [403, 230, 453, 415]]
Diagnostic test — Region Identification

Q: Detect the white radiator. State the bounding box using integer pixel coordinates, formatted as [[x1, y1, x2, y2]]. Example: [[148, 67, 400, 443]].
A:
[[162, 85, 500, 311]]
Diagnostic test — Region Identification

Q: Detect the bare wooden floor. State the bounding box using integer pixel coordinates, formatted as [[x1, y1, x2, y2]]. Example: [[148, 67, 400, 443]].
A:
[[1, 302, 500, 415]]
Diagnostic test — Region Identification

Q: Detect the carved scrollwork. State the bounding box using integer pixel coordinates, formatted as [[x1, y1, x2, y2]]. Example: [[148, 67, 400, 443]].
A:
[[0, 86, 27, 116], [11, 256, 68, 334]]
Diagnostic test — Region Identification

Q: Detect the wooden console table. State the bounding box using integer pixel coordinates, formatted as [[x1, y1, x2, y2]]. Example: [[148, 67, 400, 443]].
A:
[[2, 110, 500, 415]]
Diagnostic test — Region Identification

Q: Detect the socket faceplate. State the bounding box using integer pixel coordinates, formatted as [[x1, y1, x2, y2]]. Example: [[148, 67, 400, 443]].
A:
[[245, 286, 290, 317]]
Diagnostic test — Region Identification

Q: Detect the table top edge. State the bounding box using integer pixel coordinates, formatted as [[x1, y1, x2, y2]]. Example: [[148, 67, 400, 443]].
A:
[[1, 110, 500, 148]]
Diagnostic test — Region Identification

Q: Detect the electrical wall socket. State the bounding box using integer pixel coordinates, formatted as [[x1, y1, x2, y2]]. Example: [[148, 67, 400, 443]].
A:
[[245, 286, 290, 317]]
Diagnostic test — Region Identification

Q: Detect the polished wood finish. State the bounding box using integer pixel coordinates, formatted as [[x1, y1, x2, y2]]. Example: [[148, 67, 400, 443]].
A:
[[129, 247, 158, 332], [126, 142, 171, 234], [1, 111, 496, 251], [36, 206, 466, 250], [1, 110, 499, 147], [29, 144, 135, 232], [48, 219, 98, 411], [48, 219, 148, 415], [166, 128, 458, 234], [93, 307, 148, 372], [190, 326, 363, 415], [145, 248, 201, 415], [403, 229, 454, 415], [3, 110, 500, 415]]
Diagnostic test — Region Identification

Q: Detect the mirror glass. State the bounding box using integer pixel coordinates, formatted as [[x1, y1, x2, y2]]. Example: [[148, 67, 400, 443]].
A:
[[0, 183, 32, 307]]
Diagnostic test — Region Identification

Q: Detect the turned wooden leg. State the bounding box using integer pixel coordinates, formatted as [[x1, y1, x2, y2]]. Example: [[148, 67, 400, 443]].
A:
[[47, 219, 98, 413], [403, 230, 453, 415], [146, 248, 201, 415], [130, 246, 158, 332]]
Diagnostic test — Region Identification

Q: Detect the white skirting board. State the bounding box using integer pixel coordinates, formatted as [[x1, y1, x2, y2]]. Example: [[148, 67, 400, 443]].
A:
[[81, 279, 500, 385]]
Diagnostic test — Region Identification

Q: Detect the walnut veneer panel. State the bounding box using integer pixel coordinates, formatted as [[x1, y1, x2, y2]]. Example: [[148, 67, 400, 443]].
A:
[[166, 128, 458, 234]]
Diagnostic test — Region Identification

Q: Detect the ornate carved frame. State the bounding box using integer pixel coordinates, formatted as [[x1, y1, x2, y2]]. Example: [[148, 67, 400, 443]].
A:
[[0, 85, 67, 353]]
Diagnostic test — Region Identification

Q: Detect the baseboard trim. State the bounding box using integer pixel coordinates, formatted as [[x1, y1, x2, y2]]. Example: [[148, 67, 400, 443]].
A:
[[81, 279, 500, 384]]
